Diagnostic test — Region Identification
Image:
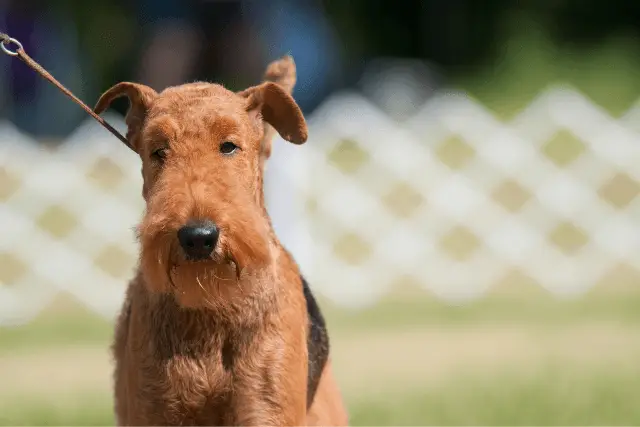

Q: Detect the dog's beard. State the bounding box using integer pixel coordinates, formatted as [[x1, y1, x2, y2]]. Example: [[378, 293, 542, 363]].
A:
[[139, 225, 273, 310], [168, 261, 239, 309], [140, 234, 234, 309]]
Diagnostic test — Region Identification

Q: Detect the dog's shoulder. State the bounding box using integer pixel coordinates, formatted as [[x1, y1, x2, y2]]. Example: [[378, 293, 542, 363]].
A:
[[301, 274, 330, 409]]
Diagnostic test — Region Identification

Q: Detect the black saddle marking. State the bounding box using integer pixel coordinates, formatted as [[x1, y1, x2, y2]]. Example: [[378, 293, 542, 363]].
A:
[[302, 275, 329, 409]]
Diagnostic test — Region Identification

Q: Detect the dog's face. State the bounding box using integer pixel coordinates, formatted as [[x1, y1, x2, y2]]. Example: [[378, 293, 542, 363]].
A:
[[94, 82, 307, 307]]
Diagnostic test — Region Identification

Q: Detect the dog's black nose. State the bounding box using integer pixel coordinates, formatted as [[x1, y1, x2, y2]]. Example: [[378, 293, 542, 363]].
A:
[[177, 221, 219, 260]]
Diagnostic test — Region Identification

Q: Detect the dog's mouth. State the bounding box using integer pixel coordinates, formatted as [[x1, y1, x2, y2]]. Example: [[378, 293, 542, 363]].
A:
[[178, 244, 237, 266], [167, 242, 240, 282], [181, 251, 223, 264]]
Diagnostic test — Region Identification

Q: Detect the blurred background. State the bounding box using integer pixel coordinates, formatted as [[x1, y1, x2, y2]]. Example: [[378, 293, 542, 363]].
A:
[[1, 0, 640, 425]]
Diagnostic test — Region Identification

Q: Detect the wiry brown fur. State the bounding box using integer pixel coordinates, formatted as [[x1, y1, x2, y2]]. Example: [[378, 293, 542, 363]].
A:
[[96, 56, 348, 426]]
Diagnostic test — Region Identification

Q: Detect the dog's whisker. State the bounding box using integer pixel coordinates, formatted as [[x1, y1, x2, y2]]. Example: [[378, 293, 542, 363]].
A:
[[195, 274, 216, 307]]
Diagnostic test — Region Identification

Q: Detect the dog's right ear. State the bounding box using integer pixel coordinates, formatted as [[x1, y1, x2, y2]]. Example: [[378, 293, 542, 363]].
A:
[[238, 82, 308, 145], [94, 82, 157, 151]]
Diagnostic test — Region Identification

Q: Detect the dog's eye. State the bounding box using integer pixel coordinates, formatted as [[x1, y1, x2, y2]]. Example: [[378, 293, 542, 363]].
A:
[[220, 141, 238, 155], [152, 148, 167, 162]]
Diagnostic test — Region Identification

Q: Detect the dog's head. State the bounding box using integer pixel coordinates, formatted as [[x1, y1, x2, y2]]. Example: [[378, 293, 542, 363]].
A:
[[94, 77, 307, 307]]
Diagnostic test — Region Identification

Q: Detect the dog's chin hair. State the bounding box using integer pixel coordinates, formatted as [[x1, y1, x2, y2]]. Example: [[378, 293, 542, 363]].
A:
[[166, 261, 241, 310], [142, 234, 251, 306]]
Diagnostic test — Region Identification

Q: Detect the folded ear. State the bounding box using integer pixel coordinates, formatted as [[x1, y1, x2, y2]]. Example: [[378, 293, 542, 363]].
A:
[[238, 82, 308, 145], [94, 82, 157, 151], [254, 55, 298, 163]]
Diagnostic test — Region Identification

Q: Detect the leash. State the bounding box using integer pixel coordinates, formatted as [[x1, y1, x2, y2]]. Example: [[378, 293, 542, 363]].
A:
[[0, 32, 134, 151]]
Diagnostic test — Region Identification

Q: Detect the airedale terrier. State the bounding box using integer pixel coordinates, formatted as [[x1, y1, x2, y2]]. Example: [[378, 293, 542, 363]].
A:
[[94, 56, 348, 426]]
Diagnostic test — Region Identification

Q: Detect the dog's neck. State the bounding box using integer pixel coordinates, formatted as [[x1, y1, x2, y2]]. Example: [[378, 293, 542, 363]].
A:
[[146, 290, 260, 359]]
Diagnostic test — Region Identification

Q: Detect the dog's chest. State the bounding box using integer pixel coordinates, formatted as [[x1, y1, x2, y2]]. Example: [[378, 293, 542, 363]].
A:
[[168, 354, 231, 417], [140, 318, 239, 425], [146, 344, 234, 424]]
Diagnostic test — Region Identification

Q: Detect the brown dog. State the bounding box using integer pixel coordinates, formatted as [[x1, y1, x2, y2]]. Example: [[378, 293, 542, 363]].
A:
[[94, 56, 348, 426]]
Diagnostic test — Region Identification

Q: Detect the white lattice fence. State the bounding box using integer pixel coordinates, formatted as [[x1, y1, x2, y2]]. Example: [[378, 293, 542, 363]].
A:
[[0, 113, 144, 325], [1, 85, 639, 324], [274, 85, 640, 306]]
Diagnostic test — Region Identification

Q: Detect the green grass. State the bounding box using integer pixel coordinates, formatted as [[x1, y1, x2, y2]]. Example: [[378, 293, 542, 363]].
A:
[[0, 309, 113, 354], [0, 393, 114, 426], [348, 365, 640, 425], [3, 365, 640, 426], [324, 288, 640, 336]]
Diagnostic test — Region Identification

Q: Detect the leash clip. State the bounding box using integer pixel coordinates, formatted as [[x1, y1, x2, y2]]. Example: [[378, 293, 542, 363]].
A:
[[0, 35, 22, 57]]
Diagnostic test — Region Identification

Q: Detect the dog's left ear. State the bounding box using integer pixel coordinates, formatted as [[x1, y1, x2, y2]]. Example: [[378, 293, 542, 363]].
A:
[[238, 82, 308, 144], [94, 82, 158, 152]]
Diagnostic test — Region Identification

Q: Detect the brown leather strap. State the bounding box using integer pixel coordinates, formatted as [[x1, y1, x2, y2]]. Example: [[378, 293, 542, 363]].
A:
[[0, 32, 134, 152]]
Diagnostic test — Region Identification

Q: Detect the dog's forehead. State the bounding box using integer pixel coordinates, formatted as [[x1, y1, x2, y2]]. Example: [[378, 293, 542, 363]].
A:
[[145, 83, 252, 139], [151, 83, 245, 119]]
